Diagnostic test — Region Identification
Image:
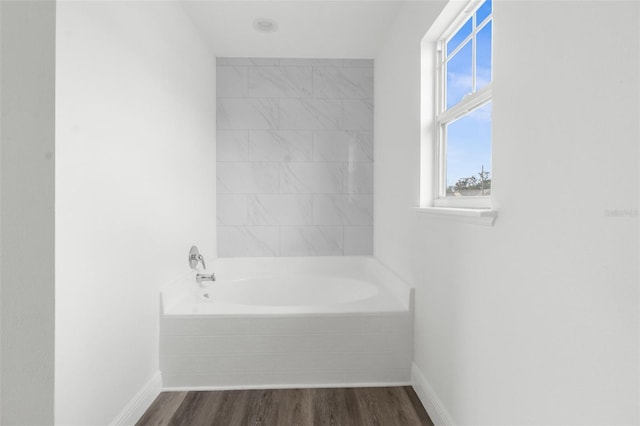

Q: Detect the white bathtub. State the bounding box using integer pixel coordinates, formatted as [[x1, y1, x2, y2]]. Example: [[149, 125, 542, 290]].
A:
[[163, 256, 411, 316], [160, 256, 414, 389]]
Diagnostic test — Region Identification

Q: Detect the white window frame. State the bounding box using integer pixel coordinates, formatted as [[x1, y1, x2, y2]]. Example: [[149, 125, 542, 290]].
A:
[[433, 0, 493, 210]]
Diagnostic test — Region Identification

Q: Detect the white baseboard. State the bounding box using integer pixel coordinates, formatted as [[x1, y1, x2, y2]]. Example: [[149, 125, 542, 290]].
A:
[[411, 363, 455, 426], [163, 381, 411, 392], [110, 371, 162, 426]]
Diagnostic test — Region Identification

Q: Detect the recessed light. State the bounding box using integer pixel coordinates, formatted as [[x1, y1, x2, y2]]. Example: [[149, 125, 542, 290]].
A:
[[253, 18, 278, 33]]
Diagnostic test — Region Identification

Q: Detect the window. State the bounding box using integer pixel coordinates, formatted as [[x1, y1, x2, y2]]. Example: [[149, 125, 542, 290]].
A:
[[434, 0, 493, 209]]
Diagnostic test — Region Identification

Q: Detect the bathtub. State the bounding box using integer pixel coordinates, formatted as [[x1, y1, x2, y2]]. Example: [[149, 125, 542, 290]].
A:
[[160, 256, 414, 389]]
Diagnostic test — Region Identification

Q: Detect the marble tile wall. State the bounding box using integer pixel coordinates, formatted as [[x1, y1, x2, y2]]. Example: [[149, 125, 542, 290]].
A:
[[216, 57, 374, 257]]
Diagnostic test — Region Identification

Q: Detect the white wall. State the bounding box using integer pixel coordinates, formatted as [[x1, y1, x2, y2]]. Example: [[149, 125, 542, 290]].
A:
[[375, 1, 445, 282], [0, 14, 2, 416], [375, 1, 640, 424], [0, 1, 56, 424], [55, 2, 216, 424]]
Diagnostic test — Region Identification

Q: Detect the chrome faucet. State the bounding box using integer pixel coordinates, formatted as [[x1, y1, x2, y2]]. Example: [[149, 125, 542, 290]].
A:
[[196, 272, 216, 285], [189, 246, 216, 286], [188, 246, 206, 270]]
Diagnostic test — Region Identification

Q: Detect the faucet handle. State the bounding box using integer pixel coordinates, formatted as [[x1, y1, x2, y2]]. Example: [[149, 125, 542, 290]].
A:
[[188, 246, 206, 270], [197, 254, 206, 270]]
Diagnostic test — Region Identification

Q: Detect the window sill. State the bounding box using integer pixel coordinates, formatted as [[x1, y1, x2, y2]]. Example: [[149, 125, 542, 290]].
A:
[[413, 206, 498, 227]]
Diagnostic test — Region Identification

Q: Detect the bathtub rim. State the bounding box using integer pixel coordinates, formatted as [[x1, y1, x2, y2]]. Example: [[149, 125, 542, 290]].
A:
[[160, 255, 414, 317]]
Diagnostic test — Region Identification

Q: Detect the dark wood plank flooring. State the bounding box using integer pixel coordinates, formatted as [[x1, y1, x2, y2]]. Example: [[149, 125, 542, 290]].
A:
[[137, 387, 433, 426]]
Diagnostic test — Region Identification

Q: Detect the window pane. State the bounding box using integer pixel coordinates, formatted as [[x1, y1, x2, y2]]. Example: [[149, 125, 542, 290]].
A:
[[476, 20, 492, 90], [446, 18, 472, 56], [446, 41, 472, 109], [476, 0, 492, 25], [446, 102, 492, 196]]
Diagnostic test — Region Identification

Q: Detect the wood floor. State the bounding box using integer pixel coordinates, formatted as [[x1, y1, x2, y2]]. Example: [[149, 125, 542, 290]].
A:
[[137, 386, 433, 426]]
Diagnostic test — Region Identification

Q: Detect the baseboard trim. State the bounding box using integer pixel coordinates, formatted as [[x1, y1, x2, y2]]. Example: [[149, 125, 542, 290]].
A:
[[111, 371, 162, 426], [411, 363, 455, 426], [163, 381, 411, 392]]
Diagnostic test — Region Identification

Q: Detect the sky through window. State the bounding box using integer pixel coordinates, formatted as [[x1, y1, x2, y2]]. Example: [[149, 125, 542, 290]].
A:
[[444, 0, 492, 189]]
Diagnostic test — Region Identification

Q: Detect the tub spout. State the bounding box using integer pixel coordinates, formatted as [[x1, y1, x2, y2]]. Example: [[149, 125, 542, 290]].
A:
[[196, 272, 216, 286]]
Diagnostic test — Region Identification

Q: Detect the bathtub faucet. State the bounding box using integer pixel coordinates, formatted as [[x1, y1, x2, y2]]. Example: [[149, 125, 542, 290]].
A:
[[188, 246, 206, 270], [196, 272, 216, 285]]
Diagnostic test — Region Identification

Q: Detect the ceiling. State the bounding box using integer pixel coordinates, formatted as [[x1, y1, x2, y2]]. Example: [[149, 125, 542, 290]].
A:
[[180, 1, 407, 59]]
